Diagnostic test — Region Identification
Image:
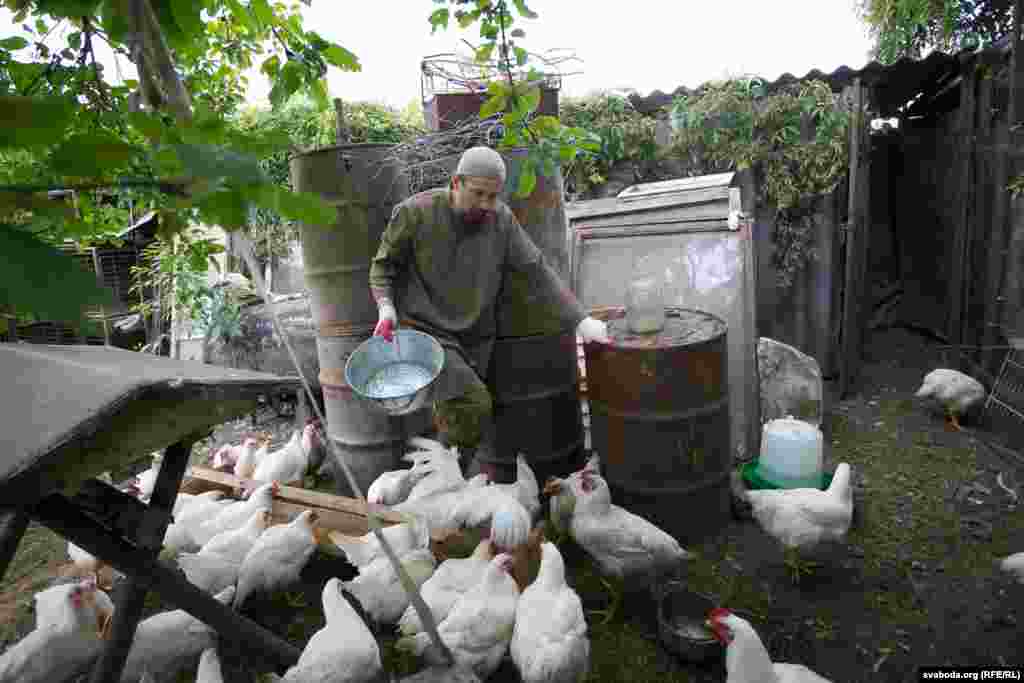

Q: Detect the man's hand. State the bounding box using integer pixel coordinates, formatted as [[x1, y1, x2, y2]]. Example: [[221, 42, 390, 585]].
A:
[[374, 301, 397, 343], [577, 316, 610, 344]]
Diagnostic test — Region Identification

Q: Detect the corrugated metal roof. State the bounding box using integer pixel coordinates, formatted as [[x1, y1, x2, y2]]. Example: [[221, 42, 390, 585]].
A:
[[627, 38, 1011, 117]]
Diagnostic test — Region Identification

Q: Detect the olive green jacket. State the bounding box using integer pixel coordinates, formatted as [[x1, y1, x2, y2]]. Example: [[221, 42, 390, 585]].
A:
[[369, 187, 585, 400]]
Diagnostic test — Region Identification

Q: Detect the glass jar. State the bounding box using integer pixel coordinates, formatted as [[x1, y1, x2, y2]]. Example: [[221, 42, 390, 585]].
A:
[[625, 265, 666, 334]]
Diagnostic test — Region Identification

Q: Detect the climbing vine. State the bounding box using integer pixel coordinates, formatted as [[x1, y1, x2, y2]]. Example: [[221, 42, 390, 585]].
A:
[[559, 92, 659, 198], [669, 77, 851, 288]]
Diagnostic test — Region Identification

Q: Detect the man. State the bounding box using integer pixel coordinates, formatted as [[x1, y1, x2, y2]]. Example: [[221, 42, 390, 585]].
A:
[[368, 146, 610, 484]]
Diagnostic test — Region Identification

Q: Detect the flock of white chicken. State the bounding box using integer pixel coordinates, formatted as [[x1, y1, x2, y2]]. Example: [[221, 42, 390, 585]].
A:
[[2, 366, 1020, 683]]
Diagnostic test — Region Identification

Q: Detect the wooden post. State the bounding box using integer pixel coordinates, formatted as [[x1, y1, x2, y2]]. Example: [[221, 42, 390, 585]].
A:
[[0, 508, 30, 583], [91, 247, 112, 346], [334, 97, 349, 144], [840, 80, 871, 399], [987, 1, 1024, 370], [949, 65, 979, 368], [88, 439, 194, 683]]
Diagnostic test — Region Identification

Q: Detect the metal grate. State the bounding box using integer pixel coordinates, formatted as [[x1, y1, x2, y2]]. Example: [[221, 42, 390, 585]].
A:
[[984, 346, 1024, 452]]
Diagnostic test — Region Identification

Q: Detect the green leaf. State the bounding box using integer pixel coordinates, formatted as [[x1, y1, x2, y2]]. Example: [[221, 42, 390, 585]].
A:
[[514, 46, 528, 66], [0, 96, 76, 148], [323, 44, 360, 71], [0, 226, 115, 325], [530, 114, 560, 136], [0, 36, 28, 50], [269, 60, 303, 107], [520, 84, 541, 114], [49, 133, 138, 177], [172, 144, 267, 185], [127, 111, 166, 143], [243, 183, 336, 225], [516, 164, 537, 198], [479, 93, 507, 119], [169, 0, 204, 39], [225, 0, 258, 33], [456, 8, 480, 28], [428, 7, 450, 33], [194, 188, 250, 230], [511, 0, 538, 19], [475, 43, 495, 63], [251, 0, 274, 27]]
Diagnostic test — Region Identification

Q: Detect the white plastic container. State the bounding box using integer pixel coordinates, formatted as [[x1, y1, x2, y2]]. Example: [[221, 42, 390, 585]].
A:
[[758, 416, 824, 488]]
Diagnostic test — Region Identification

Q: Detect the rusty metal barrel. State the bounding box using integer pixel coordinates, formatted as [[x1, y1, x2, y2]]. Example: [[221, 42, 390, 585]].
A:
[[290, 144, 430, 497], [489, 150, 585, 483], [584, 306, 731, 544]]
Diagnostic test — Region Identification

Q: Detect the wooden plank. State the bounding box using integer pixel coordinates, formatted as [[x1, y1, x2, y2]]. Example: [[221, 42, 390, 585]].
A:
[[840, 80, 868, 398], [949, 67, 979, 363], [183, 466, 407, 525]]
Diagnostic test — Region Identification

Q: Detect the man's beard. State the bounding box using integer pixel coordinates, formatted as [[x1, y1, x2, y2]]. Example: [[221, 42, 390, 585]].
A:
[[457, 207, 494, 225]]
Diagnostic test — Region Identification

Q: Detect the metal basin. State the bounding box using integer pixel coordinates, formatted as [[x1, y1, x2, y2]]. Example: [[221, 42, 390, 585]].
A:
[[345, 329, 445, 417], [655, 582, 722, 663]]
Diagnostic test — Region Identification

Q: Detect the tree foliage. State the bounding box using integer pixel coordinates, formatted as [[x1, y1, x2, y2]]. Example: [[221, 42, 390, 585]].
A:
[[428, 0, 601, 196], [857, 0, 1013, 64], [0, 0, 359, 327]]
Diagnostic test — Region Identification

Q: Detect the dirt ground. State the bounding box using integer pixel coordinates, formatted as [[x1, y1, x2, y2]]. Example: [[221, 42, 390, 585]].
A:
[[2, 326, 1023, 682]]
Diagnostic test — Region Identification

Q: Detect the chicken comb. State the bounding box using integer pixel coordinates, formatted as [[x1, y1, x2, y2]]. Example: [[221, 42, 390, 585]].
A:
[[708, 607, 732, 621]]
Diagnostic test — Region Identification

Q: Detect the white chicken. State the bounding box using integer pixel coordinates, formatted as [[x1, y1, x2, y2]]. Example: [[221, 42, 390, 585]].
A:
[[197, 508, 272, 564], [275, 577, 383, 682], [396, 553, 521, 680], [398, 538, 496, 636], [173, 490, 226, 516], [342, 547, 438, 626], [402, 440, 470, 502], [488, 455, 541, 522], [235, 439, 270, 480], [743, 462, 854, 583], [511, 541, 590, 683], [915, 368, 986, 431], [367, 468, 421, 506], [196, 647, 224, 683], [999, 551, 1024, 583], [211, 436, 263, 472], [178, 551, 241, 595], [134, 453, 163, 502], [119, 586, 235, 683], [542, 468, 695, 624], [328, 515, 432, 570], [192, 481, 279, 547], [251, 423, 322, 487], [547, 456, 601, 542], [233, 509, 323, 610], [0, 578, 115, 683], [706, 608, 832, 683], [394, 483, 532, 556], [164, 493, 234, 555]]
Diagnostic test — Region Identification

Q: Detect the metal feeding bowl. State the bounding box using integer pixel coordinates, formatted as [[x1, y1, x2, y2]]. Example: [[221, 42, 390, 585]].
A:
[[655, 582, 722, 663], [345, 329, 445, 417]]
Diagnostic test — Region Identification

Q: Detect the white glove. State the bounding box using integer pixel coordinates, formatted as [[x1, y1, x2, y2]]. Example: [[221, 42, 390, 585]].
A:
[[577, 316, 610, 344], [374, 301, 398, 342], [728, 209, 745, 231]]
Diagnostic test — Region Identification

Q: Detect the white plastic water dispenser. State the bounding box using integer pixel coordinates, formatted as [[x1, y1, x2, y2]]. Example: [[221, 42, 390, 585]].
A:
[[758, 415, 824, 488]]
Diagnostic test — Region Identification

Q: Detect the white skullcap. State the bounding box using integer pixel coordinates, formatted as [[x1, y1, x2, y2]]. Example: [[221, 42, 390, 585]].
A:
[[455, 146, 506, 183]]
